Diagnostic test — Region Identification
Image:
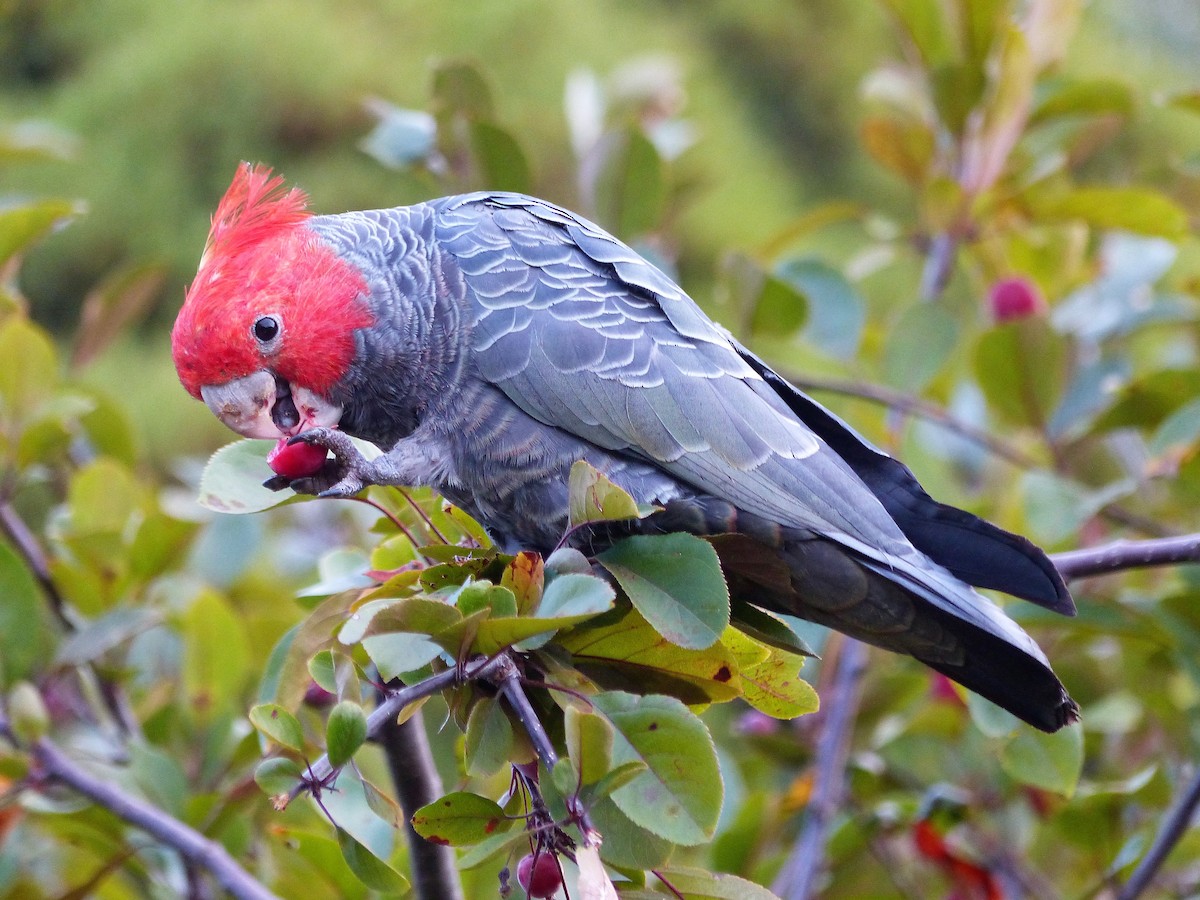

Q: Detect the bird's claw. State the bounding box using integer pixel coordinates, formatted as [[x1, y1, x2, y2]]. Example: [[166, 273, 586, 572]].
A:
[[277, 428, 376, 498]]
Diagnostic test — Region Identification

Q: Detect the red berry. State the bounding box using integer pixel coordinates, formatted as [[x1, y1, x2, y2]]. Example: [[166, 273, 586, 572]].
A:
[[516, 852, 562, 898], [989, 276, 1045, 323], [267, 437, 328, 479]]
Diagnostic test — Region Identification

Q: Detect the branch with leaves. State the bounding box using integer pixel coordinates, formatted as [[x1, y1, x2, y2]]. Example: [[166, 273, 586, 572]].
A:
[[0, 708, 278, 900]]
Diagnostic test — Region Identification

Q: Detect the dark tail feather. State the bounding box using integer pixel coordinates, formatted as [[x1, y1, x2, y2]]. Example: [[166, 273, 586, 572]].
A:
[[731, 339, 1075, 615], [707, 531, 1079, 732]]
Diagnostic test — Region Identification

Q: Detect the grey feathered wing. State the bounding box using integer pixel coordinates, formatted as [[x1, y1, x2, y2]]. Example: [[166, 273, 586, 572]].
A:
[[433, 192, 1076, 731]]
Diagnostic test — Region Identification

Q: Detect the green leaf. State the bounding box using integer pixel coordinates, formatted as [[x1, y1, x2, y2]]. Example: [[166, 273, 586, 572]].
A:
[[1030, 78, 1134, 126], [1000, 723, 1084, 796], [598, 533, 730, 650], [249, 703, 305, 753], [470, 573, 618, 653], [593, 691, 723, 845], [1021, 470, 1132, 544], [568, 460, 653, 528], [747, 271, 809, 339], [0, 199, 79, 269], [326, 701, 368, 768], [410, 791, 511, 846], [335, 826, 409, 893], [455, 825, 532, 871], [469, 121, 532, 194], [54, 606, 156, 666], [308, 650, 338, 694], [588, 795, 674, 870], [540, 572, 617, 617], [254, 757, 302, 797], [1149, 397, 1200, 459], [1030, 187, 1189, 238], [883, 303, 958, 393], [860, 116, 934, 184], [728, 599, 815, 657], [7, 681, 48, 744], [361, 596, 463, 639], [71, 263, 166, 370], [0, 540, 51, 685], [587, 760, 648, 802], [564, 706, 615, 788], [183, 591, 250, 720], [974, 320, 1068, 428], [1094, 369, 1200, 432], [363, 632, 445, 682], [431, 59, 495, 120], [464, 697, 515, 777], [591, 127, 666, 236], [878, 0, 953, 67], [361, 775, 404, 828], [633, 866, 782, 900], [0, 316, 59, 427], [776, 257, 866, 360], [455, 580, 517, 618], [197, 440, 294, 514]]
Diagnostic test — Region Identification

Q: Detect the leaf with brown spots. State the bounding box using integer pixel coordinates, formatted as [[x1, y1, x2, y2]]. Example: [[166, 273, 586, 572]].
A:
[[559, 608, 741, 705], [592, 691, 723, 845], [410, 791, 514, 847]]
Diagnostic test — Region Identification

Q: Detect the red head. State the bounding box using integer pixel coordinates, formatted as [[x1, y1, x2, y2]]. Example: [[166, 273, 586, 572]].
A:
[[171, 163, 373, 438]]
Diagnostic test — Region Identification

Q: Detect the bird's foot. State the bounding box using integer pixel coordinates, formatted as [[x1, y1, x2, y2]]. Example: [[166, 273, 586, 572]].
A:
[[264, 428, 376, 498]]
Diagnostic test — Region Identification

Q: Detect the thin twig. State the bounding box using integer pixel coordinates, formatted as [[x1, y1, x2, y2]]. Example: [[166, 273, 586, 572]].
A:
[[0, 500, 73, 630], [494, 656, 558, 770], [0, 714, 277, 900], [398, 488, 452, 545], [1116, 766, 1200, 900], [0, 501, 141, 737], [287, 655, 504, 804], [376, 708, 464, 900], [493, 655, 601, 847], [1051, 535, 1200, 581], [918, 232, 959, 303], [786, 374, 1040, 470], [772, 637, 869, 899], [344, 494, 423, 550]]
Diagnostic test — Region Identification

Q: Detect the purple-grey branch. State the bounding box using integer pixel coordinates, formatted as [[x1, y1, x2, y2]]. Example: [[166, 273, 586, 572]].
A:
[[0, 715, 277, 900], [1051, 535, 1200, 580]]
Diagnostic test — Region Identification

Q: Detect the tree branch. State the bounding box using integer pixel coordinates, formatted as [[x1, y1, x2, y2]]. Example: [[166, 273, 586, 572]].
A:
[[376, 707, 464, 900], [0, 715, 277, 900], [493, 655, 601, 848], [772, 637, 869, 899], [1116, 766, 1200, 900], [0, 500, 73, 631], [1051, 535, 1200, 580], [786, 374, 1040, 470]]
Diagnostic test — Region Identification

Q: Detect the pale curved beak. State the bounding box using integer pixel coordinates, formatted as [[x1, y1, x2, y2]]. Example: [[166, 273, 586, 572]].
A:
[[200, 371, 343, 439]]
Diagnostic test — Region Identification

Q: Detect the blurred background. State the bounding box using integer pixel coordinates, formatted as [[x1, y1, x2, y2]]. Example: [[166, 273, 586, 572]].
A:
[[8, 1, 1200, 896]]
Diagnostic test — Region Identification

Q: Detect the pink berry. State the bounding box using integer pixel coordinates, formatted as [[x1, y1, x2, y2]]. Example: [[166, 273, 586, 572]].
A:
[[989, 276, 1045, 323], [517, 852, 562, 898], [267, 437, 328, 479]]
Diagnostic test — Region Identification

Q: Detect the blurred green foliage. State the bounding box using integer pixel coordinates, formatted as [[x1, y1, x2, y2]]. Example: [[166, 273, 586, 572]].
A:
[[7, 0, 1200, 897]]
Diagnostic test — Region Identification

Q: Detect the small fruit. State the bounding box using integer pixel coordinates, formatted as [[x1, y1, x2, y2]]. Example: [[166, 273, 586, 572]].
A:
[[989, 276, 1045, 323], [517, 851, 562, 898], [267, 436, 328, 479]]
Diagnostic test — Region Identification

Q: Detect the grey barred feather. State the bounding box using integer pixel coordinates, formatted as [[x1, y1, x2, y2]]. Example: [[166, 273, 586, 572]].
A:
[[309, 192, 1077, 732]]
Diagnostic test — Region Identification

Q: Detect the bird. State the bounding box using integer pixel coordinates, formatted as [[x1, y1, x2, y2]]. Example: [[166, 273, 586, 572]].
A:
[[172, 163, 1078, 732]]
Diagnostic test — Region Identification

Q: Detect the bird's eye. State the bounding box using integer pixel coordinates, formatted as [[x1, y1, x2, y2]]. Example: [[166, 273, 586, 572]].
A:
[[253, 315, 280, 344]]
